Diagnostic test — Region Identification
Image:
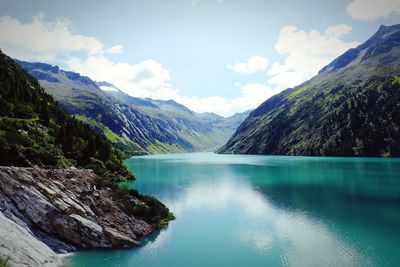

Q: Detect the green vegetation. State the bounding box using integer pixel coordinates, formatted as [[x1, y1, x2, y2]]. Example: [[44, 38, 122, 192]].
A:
[[74, 114, 147, 156], [146, 141, 186, 154], [220, 77, 400, 157], [17, 60, 249, 155], [96, 183, 174, 227], [0, 49, 174, 226], [393, 76, 400, 86], [220, 25, 400, 157], [0, 256, 9, 267], [0, 50, 131, 182]]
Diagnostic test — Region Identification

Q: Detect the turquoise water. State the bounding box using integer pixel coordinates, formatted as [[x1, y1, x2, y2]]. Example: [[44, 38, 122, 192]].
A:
[[68, 153, 400, 267]]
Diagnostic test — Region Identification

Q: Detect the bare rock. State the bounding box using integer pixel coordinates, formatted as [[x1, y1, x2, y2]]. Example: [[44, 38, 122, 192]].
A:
[[0, 212, 62, 267], [0, 167, 153, 253]]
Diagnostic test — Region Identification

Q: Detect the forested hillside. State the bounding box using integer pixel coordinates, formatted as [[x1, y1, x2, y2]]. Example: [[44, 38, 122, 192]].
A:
[[0, 50, 131, 182], [219, 24, 400, 157]]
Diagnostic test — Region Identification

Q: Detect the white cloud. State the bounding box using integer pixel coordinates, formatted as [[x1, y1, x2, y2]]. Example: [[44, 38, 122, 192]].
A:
[[0, 13, 122, 61], [347, 0, 400, 21], [228, 56, 269, 74], [267, 24, 360, 90], [178, 83, 279, 116], [106, 45, 123, 54], [68, 54, 276, 116], [99, 85, 119, 92], [0, 13, 280, 116], [67, 55, 179, 100]]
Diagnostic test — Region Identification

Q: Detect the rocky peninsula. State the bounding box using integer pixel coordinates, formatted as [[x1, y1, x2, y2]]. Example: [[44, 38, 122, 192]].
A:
[[0, 166, 169, 266]]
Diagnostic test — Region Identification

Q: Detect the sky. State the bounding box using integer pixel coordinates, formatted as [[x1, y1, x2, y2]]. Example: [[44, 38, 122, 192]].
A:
[[0, 0, 399, 116]]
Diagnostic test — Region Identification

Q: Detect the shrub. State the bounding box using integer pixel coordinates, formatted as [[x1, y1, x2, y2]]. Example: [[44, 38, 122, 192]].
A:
[[112, 186, 174, 227], [0, 256, 10, 267]]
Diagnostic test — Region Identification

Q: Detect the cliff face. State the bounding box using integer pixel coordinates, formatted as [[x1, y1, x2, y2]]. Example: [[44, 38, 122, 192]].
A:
[[0, 212, 62, 267], [0, 167, 153, 255]]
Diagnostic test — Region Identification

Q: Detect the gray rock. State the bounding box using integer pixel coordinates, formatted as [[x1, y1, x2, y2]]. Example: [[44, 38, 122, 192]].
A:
[[0, 212, 62, 267], [0, 167, 153, 254]]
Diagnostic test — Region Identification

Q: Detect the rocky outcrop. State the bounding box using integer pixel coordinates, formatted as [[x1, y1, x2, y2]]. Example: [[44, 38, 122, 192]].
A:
[[0, 212, 62, 267], [0, 166, 153, 254]]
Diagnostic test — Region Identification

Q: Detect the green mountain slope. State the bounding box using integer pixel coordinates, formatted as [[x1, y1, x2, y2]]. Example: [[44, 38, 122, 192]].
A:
[[14, 62, 148, 155], [102, 82, 251, 152], [15, 62, 248, 155], [0, 49, 173, 244], [0, 49, 132, 182], [219, 24, 400, 157]]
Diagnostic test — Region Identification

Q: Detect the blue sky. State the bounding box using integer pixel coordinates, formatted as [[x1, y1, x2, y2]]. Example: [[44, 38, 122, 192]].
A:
[[0, 0, 399, 116]]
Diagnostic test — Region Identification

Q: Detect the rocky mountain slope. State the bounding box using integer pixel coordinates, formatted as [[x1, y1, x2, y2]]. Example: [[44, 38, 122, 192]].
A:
[[15, 61, 248, 155], [0, 49, 172, 266], [219, 24, 400, 156]]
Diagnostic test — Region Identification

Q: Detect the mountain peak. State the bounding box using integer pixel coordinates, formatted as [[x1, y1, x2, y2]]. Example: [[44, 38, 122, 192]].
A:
[[377, 24, 400, 33], [319, 24, 400, 75], [378, 24, 387, 32], [372, 24, 400, 42], [16, 60, 99, 88]]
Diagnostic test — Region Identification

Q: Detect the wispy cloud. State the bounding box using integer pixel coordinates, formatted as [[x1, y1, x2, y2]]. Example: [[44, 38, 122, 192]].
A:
[[227, 56, 269, 74], [106, 45, 123, 54], [347, 0, 400, 21]]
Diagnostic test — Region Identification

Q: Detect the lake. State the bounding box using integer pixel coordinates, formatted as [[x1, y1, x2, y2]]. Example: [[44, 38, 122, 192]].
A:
[[67, 152, 400, 267]]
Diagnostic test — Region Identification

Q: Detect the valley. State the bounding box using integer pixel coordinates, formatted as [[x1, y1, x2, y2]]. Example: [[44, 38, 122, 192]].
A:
[[17, 60, 250, 155]]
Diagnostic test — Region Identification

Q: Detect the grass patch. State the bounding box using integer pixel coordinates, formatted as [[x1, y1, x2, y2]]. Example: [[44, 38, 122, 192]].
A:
[[0, 256, 10, 267], [393, 76, 400, 86], [74, 115, 147, 155]]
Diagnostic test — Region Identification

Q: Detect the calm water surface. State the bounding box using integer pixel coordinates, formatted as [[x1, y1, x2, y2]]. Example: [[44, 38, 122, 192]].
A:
[[68, 153, 400, 267]]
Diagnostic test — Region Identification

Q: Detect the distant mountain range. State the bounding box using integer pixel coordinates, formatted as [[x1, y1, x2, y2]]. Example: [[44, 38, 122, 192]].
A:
[[219, 24, 400, 157], [17, 60, 250, 155]]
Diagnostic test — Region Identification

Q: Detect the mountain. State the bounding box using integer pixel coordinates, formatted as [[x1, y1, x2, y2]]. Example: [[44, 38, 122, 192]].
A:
[[104, 87, 252, 153], [16, 61, 248, 155], [15, 60, 148, 155], [0, 50, 131, 181], [198, 110, 251, 133], [219, 24, 400, 157], [0, 49, 173, 256]]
